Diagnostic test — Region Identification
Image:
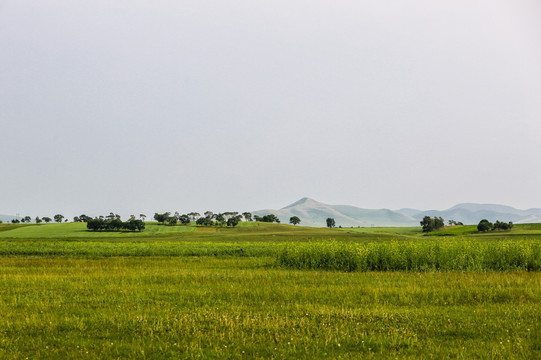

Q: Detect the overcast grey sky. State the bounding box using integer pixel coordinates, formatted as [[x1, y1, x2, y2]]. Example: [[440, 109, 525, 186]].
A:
[[1, 0, 540, 218]]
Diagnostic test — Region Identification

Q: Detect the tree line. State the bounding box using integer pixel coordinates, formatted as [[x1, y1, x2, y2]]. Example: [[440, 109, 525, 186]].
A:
[[421, 216, 514, 233], [10, 214, 66, 224], [152, 211, 255, 227], [4, 212, 516, 233], [477, 219, 513, 232], [86, 218, 145, 232]]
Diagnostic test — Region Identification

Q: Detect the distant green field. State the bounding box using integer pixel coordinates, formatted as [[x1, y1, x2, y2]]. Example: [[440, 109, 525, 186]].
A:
[[0, 221, 540, 358], [0, 222, 196, 238], [339, 226, 423, 235], [0, 222, 406, 243]]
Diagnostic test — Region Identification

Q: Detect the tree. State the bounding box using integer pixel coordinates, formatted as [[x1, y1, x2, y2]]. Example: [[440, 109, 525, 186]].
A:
[[168, 215, 178, 225], [54, 214, 64, 223], [257, 214, 280, 223], [289, 216, 301, 226], [178, 214, 191, 225], [434, 216, 444, 230], [153, 212, 170, 224], [139, 214, 146, 221], [215, 213, 226, 226], [491, 220, 513, 231], [477, 219, 493, 232], [420, 216, 434, 232], [24, 216, 31, 223], [132, 219, 146, 231], [196, 217, 213, 226], [42, 217, 52, 223], [227, 217, 239, 227], [35, 217, 42, 224], [87, 217, 145, 232], [242, 212, 252, 222], [73, 216, 80, 222], [326, 218, 335, 228], [420, 216, 444, 233], [187, 212, 200, 221]]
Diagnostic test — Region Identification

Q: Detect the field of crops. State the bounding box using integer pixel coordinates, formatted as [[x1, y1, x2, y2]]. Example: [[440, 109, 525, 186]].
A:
[[0, 222, 540, 358]]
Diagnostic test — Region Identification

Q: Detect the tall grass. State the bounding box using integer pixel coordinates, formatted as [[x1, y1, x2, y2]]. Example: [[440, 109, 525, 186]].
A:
[[277, 239, 541, 271], [1, 257, 539, 359], [0, 240, 278, 257]]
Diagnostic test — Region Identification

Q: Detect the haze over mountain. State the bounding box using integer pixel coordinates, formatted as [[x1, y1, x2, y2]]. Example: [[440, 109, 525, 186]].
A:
[[253, 198, 418, 227], [254, 198, 541, 227], [398, 204, 541, 225]]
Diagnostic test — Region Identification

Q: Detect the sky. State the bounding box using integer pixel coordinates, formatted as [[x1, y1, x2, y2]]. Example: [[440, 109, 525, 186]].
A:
[[1, 0, 541, 218]]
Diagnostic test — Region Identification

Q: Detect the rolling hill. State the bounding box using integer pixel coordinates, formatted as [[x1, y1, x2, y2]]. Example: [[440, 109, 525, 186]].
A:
[[253, 198, 419, 227], [254, 198, 541, 227], [396, 203, 541, 225]]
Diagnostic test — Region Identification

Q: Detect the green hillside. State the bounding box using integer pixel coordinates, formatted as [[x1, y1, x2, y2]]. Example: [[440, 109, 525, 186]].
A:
[[0, 222, 195, 239], [0, 221, 407, 244]]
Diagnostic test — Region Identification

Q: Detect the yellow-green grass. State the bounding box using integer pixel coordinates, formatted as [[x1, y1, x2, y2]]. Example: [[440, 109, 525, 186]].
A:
[[342, 224, 541, 238], [277, 239, 541, 271], [0, 257, 539, 359], [0, 222, 196, 239], [0, 222, 406, 243], [2, 222, 541, 358], [338, 226, 423, 235], [424, 224, 541, 240]]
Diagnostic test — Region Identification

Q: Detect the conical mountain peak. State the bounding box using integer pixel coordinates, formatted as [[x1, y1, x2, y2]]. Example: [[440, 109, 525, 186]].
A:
[[281, 197, 321, 209]]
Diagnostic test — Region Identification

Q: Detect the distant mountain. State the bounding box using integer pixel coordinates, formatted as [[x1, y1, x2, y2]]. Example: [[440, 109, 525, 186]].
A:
[[395, 208, 423, 218], [254, 199, 541, 228], [253, 198, 418, 227], [395, 203, 541, 225]]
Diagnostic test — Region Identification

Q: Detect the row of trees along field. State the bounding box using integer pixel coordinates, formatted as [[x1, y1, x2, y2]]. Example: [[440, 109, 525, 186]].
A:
[[4, 212, 515, 234], [478, 219, 513, 232], [152, 212, 304, 227], [153, 211, 255, 227], [10, 214, 66, 224], [87, 218, 145, 232], [421, 216, 513, 233]]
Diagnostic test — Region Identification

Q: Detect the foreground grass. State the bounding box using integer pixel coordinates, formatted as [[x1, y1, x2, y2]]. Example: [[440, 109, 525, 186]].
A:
[[2, 237, 540, 272], [0, 257, 539, 359], [1, 222, 540, 358]]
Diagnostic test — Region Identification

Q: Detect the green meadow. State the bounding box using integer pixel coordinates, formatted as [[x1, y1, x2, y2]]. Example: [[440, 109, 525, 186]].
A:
[[0, 222, 540, 358]]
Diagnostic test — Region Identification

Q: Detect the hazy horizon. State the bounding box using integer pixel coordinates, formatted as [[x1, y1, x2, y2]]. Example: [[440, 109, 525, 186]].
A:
[[2, 1, 540, 218], [2, 197, 541, 222]]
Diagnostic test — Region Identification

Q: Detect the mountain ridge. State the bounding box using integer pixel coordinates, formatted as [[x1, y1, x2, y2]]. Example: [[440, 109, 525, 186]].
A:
[[254, 198, 541, 227], [254, 198, 418, 227]]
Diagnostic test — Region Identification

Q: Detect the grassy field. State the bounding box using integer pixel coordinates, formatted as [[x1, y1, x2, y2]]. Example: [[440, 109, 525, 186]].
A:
[[0, 222, 540, 358]]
